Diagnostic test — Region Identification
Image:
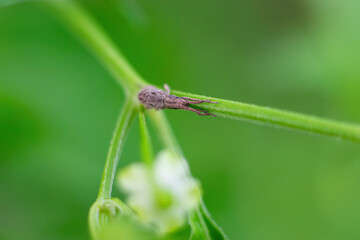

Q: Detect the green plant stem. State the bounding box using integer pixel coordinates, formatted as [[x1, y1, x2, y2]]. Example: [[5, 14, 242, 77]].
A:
[[45, 1, 357, 238], [148, 110, 183, 156], [139, 110, 154, 165], [46, 1, 146, 95], [172, 90, 360, 143], [47, 1, 360, 144], [98, 99, 137, 199]]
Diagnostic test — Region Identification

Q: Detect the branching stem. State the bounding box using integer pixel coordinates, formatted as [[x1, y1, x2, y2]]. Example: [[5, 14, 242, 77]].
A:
[[45, 1, 359, 239], [47, 1, 360, 144]]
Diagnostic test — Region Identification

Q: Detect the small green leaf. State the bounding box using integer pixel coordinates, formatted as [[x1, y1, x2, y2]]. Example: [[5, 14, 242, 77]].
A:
[[200, 203, 228, 240], [188, 208, 210, 240], [188, 204, 228, 240]]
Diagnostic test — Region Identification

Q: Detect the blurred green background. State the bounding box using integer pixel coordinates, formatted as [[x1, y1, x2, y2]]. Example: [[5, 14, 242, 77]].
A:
[[1, 0, 360, 239]]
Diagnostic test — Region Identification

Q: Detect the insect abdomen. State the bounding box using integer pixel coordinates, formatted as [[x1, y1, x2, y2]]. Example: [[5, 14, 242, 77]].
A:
[[164, 95, 188, 109]]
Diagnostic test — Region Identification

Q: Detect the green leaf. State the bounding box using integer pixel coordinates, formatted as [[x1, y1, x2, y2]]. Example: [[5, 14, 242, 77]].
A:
[[188, 204, 228, 240], [199, 203, 228, 240], [188, 208, 210, 240]]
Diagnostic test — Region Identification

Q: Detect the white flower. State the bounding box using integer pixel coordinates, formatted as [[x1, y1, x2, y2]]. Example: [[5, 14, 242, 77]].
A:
[[118, 150, 201, 233]]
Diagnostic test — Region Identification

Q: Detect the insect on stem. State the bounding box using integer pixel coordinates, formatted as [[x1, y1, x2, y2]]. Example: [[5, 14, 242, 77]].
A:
[[138, 85, 218, 117]]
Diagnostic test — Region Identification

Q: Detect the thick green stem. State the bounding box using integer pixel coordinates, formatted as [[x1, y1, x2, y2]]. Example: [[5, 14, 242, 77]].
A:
[[46, 1, 147, 95], [172, 90, 360, 143], [98, 99, 137, 199]]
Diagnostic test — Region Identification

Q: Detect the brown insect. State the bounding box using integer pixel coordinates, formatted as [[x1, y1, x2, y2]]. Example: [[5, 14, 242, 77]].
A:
[[138, 84, 218, 116]]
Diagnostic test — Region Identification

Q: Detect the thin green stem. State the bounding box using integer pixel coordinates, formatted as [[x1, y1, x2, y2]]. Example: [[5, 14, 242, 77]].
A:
[[148, 110, 228, 239], [97, 99, 137, 199], [172, 90, 360, 143], [45, 1, 147, 95], [139, 110, 154, 165], [148, 110, 183, 156]]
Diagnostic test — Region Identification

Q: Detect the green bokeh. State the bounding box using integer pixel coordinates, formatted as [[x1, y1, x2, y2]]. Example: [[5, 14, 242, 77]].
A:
[[1, 1, 360, 239]]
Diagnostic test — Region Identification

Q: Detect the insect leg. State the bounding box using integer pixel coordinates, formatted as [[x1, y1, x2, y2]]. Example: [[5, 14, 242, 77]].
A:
[[188, 100, 217, 104], [164, 84, 171, 94], [181, 97, 203, 101], [182, 97, 219, 104], [185, 107, 217, 117]]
